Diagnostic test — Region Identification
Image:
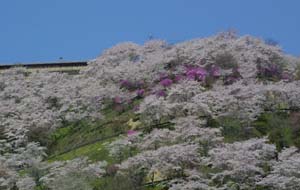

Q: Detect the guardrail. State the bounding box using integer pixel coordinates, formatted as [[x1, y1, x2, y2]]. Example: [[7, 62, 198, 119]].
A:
[[0, 61, 88, 74]]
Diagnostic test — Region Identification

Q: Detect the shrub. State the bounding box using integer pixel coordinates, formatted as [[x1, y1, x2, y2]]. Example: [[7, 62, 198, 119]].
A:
[[107, 138, 137, 163], [120, 79, 145, 91], [95, 166, 147, 190], [268, 127, 292, 151], [0, 125, 6, 140], [0, 81, 5, 91], [253, 112, 294, 151], [214, 52, 238, 69], [295, 64, 300, 80], [211, 116, 259, 143], [223, 68, 242, 85], [159, 78, 173, 87], [94, 175, 143, 190], [25, 166, 47, 188], [105, 164, 119, 176], [185, 66, 208, 81], [257, 63, 283, 81], [256, 55, 290, 81], [44, 172, 93, 190], [198, 140, 210, 157], [27, 127, 52, 147], [45, 96, 61, 109], [128, 52, 140, 62], [290, 112, 300, 149]]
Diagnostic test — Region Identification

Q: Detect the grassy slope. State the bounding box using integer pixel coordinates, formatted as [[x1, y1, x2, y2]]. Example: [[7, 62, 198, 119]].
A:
[[47, 106, 137, 162], [43, 101, 171, 189]]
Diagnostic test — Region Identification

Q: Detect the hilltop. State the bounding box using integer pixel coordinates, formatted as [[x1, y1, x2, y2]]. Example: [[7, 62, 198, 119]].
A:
[[1, 32, 300, 190]]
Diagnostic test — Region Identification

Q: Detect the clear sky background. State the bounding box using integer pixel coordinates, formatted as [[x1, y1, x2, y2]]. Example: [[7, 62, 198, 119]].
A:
[[0, 0, 299, 64]]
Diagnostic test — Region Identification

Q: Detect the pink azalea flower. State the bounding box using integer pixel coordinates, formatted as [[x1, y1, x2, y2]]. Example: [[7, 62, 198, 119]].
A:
[[156, 90, 167, 97], [113, 96, 122, 104], [127, 130, 137, 136], [210, 65, 221, 77], [136, 89, 145, 97], [120, 80, 131, 88], [159, 73, 169, 80], [186, 67, 208, 81], [174, 74, 184, 82], [281, 72, 292, 81], [160, 78, 173, 87]]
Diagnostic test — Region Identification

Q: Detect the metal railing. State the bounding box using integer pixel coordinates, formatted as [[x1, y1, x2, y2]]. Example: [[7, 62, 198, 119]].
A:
[[0, 61, 88, 74]]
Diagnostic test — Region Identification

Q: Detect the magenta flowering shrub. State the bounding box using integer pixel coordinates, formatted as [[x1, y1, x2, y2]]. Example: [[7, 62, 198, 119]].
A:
[[159, 78, 173, 87], [111, 96, 138, 112], [185, 66, 208, 81], [208, 65, 221, 77], [127, 130, 137, 136], [257, 63, 284, 81], [120, 79, 145, 91], [136, 89, 145, 97], [174, 74, 184, 83], [120, 79, 131, 89], [155, 89, 167, 97]]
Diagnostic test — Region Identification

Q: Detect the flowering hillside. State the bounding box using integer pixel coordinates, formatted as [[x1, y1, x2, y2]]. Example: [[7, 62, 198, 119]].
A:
[[1, 32, 300, 190]]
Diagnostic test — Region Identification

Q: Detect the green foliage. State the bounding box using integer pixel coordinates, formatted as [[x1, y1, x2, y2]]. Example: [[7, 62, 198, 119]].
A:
[[225, 181, 240, 190], [45, 96, 62, 109], [261, 162, 272, 176], [199, 165, 223, 180], [209, 116, 260, 143], [203, 75, 216, 89], [295, 64, 300, 80], [93, 175, 142, 190], [128, 52, 140, 62], [206, 116, 220, 128], [214, 52, 238, 69], [210, 111, 300, 150], [0, 125, 6, 140], [93, 166, 147, 190], [146, 185, 167, 190], [256, 55, 289, 82], [27, 126, 52, 147], [21, 165, 50, 190], [293, 135, 300, 149], [269, 127, 293, 151], [198, 140, 210, 157], [253, 112, 297, 151], [255, 185, 273, 190], [113, 144, 139, 164], [221, 117, 245, 142], [143, 121, 175, 134], [35, 184, 50, 190]]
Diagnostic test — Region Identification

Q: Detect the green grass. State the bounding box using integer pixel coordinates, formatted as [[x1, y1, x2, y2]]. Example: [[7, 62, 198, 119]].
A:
[[47, 138, 116, 162]]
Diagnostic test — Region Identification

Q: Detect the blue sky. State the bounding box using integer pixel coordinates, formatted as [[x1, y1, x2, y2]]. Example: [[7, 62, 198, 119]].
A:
[[0, 0, 299, 64]]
